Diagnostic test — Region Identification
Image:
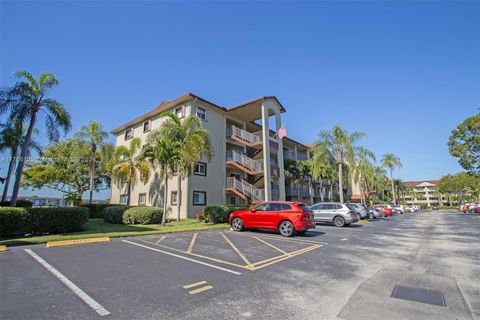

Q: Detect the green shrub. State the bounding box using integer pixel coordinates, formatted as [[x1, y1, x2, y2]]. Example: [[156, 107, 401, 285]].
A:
[[204, 205, 249, 224], [103, 206, 132, 224], [122, 207, 163, 225], [0, 200, 33, 208], [80, 203, 119, 219], [0, 207, 28, 236], [25, 207, 89, 234]]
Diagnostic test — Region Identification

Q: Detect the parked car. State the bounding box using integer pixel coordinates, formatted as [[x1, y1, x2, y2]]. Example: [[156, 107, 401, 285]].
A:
[[348, 203, 368, 220], [391, 204, 404, 214], [432, 204, 439, 210], [404, 205, 415, 213], [309, 202, 359, 227], [373, 204, 393, 216], [229, 201, 316, 237], [367, 207, 384, 219]]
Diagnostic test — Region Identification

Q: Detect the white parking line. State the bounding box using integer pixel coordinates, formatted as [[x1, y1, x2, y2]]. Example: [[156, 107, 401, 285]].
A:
[[24, 249, 110, 317], [122, 240, 242, 275]]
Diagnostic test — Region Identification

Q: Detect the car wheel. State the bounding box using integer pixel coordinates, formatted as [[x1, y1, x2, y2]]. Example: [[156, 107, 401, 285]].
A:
[[231, 217, 244, 232], [369, 213, 375, 219], [357, 213, 362, 220], [279, 221, 295, 237], [333, 216, 346, 227]]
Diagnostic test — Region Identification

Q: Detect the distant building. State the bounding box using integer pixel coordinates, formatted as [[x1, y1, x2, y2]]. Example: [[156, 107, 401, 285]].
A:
[[402, 180, 444, 207]]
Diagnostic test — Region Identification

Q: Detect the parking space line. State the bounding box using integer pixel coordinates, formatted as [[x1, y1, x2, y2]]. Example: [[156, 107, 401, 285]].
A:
[[123, 240, 242, 275], [183, 280, 207, 289], [155, 236, 166, 244], [219, 232, 254, 269], [341, 238, 348, 241], [251, 244, 322, 267], [251, 236, 288, 255], [187, 233, 198, 253], [253, 245, 322, 270], [138, 239, 251, 270], [188, 285, 213, 295], [232, 232, 328, 245], [24, 249, 111, 317]]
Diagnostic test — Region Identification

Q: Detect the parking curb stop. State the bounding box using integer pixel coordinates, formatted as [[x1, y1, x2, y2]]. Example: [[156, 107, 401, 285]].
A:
[[0, 245, 6, 252], [46, 237, 111, 248]]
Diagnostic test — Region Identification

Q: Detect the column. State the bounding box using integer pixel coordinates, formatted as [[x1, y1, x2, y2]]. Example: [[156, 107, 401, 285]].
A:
[[275, 112, 286, 201], [261, 103, 272, 201]]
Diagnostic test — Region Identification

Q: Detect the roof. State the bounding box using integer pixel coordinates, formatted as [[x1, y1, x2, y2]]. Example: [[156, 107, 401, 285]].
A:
[[403, 180, 440, 187], [111, 93, 285, 134]]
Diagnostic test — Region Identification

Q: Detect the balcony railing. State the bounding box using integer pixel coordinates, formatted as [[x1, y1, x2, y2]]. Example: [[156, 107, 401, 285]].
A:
[[226, 150, 264, 173], [226, 177, 264, 202], [227, 126, 262, 145], [286, 186, 310, 197]]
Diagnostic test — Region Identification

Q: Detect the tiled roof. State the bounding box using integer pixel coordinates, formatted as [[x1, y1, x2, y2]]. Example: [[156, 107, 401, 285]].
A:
[[403, 180, 440, 187]]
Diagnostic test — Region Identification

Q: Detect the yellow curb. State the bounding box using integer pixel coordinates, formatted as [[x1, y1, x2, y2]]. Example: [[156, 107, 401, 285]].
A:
[[46, 237, 110, 248], [0, 245, 6, 252], [355, 220, 372, 225]]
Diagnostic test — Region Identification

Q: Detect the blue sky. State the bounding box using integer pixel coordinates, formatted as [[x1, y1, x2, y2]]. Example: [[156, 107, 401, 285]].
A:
[[0, 1, 478, 199]]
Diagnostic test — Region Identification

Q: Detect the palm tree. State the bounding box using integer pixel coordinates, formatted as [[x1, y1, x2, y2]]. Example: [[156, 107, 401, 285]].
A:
[[0, 71, 71, 206], [284, 159, 301, 200], [381, 153, 402, 204], [0, 121, 42, 202], [310, 144, 337, 202], [139, 131, 181, 225], [76, 121, 109, 204], [110, 137, 151, 205], [314, 125, 372, 203], [152, 112, 214, 221]]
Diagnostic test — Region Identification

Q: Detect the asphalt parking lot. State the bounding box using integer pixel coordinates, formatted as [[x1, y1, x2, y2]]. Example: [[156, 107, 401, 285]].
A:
[[1, 211, 479, 320]]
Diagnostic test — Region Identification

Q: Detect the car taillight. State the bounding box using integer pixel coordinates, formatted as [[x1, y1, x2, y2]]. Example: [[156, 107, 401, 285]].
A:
[[348, 210, 354, 216]]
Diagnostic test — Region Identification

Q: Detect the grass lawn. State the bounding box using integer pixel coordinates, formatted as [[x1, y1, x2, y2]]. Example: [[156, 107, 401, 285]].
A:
[[0, 219, 229, 247]]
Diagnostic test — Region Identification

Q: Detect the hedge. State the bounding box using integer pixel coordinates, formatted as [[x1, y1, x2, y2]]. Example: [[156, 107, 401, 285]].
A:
[[123, 207, 163, 225], [0, 200, 33, 208], [0, 207, 89, 237], [0, 207, 28, 237], [203, 205, 249, 224], [80, 203, 120, 219], [103, 206, 132, 224], [26, 207, 89, 234]]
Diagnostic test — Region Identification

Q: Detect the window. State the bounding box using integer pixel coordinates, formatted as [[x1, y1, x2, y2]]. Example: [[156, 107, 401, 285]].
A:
[[175, 107, 184, 119], [281, 204, 293, 211], [267, 203, 282, 211], [171, 191, 179, 205], [253, 203, 268, 211], [124, 129, 133, 140], [193, 191, 206, 206], [143, 121, 151, 133], [311, 204, 323, 210], [138, 193, 146, 206], [120, 194, 129, 205], [194, 162, 207, 176], [196, 106, 206, 120]]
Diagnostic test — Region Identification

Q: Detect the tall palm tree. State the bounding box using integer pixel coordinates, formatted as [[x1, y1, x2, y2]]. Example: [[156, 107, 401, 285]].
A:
[[314, 125, 372, 203], [110, 137, 151, 205], [284, 159, 301, 200], [0, 71, 71, 206], [353, 154, 376, 205], [139, 132, 181, 225], [153, 112, 214, 221], [76, 121, 109, 204], [381, 153, 402, 204], [310, 144, 337, 202], [0, 121, 41, 202]]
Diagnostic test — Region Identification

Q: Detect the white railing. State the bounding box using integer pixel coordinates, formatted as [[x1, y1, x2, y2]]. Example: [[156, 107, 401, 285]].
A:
[[229, 126, 262, 145], [226, 177, 264, 202], [226, 150, 264, 173]]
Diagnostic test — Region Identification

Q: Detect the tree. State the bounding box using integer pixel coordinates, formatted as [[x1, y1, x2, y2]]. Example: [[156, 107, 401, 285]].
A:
[[76, 121, 109, 204], [448, 113, 480, 176], [438, 172, 480, 204], [381, 153, 402, 204], [110, 137, 150, 206], [0, 71, 71, 206], [0, 121, 41, 202], [314, 125, 372, 203], [310, 143, 337, 202], [153, 112, 214, 221], [22, 138, 111, 199]]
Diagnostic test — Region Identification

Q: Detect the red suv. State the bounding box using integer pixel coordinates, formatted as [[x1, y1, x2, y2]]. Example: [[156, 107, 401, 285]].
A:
[[374, 204, 393, 216], [229, 201, 315, 237]]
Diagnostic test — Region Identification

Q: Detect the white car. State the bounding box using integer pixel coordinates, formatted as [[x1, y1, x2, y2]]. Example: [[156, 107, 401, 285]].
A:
[[404, 205, 415, 213]]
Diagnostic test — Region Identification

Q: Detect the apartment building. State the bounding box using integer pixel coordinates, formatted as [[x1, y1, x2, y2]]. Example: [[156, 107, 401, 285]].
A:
[[402, 180, 444, 207], [110, 93, 316, 219]]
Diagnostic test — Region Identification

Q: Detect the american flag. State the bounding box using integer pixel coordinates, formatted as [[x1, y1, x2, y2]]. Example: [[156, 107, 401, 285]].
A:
[[277, 126, 288, 139]]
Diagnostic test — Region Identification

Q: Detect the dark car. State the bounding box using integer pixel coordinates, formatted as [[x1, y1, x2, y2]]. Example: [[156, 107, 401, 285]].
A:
[[432, 204, 439, 210]]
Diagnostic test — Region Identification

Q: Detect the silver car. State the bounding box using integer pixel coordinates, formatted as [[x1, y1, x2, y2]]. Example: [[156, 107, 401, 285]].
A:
[[348, 203, 368, 220], [310, 202, 360, 227]]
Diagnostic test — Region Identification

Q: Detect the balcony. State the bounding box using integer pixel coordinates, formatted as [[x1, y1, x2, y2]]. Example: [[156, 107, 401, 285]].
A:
[[227, 126, 262, 148], [283, 151, 308, 161], [226, 150, 264, 175], [286, 186, 310, 197]]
